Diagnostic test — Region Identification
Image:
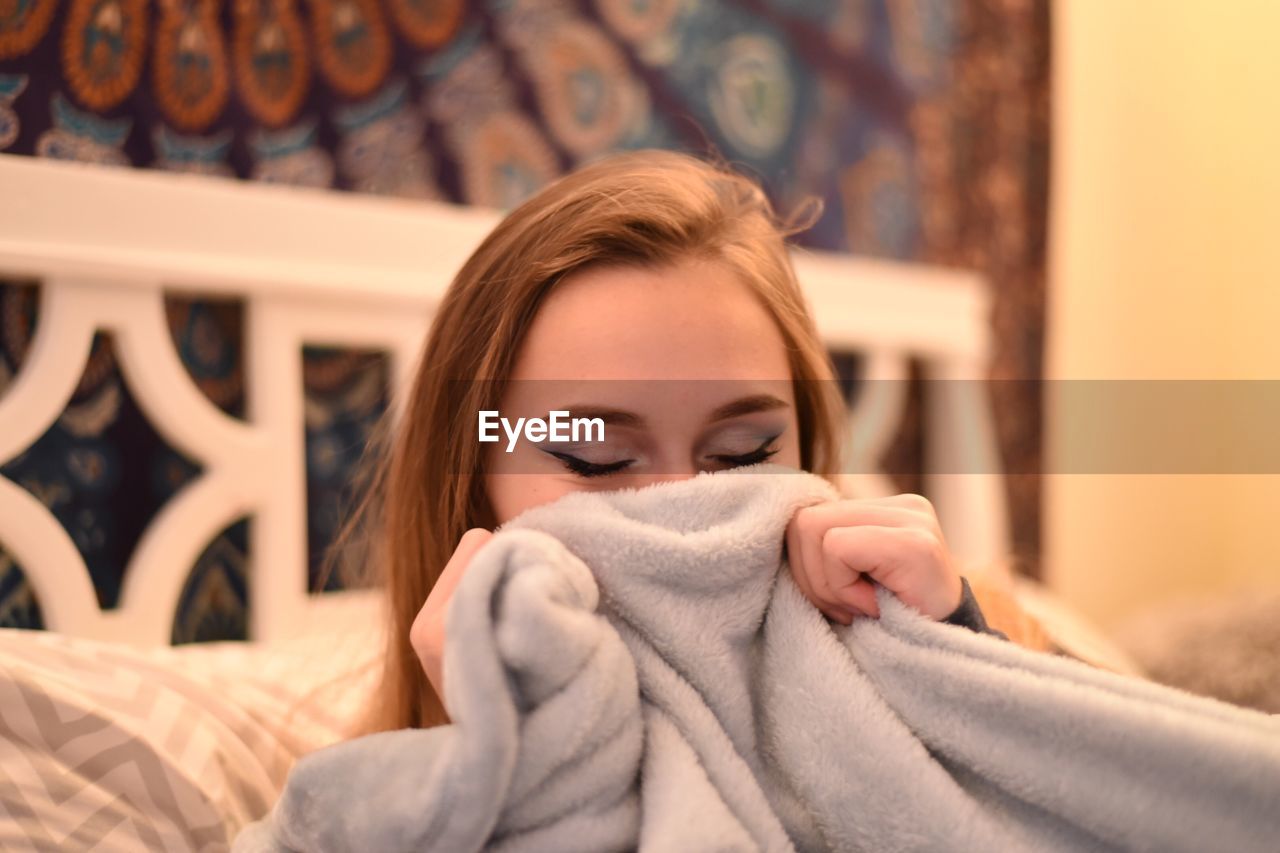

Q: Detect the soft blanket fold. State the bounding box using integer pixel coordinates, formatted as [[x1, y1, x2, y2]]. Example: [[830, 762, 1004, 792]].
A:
[[236, 466, 1280, 853]]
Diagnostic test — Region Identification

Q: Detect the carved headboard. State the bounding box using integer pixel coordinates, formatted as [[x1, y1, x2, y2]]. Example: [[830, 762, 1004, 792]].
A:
[[0, 153, 1007, 646]]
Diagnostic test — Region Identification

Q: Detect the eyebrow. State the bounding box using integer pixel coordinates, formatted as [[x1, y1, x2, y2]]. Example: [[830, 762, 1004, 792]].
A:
[[707, 393, 790, 423], [553, 393, 790, 429]]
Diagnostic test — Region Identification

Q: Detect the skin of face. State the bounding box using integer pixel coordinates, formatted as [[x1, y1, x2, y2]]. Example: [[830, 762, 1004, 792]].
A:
[[416, 259, 968, 703], [483, 258, 802, 524]]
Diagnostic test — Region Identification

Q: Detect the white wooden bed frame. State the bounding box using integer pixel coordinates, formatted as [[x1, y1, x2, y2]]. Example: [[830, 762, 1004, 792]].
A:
[[0, 153, 1009, 647]]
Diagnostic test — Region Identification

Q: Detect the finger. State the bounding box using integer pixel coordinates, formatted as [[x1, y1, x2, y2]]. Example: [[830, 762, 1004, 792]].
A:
[[821, 607, 855, 626], [854, 501, 942, 541], [787, 521, 854, 624], [839, 576, 881, 618], [427, 527, 494, 610], [792, 507, 835, 605], [414, 528, 493, 698], [859, 493, 941, 527], [824, 525, 953, 617], [793, 499, 933, 533], [819, 527, 877, 617], [785, 522, 819, 606], [789, 499, 943, 590], [865, 492, 933, 510], [794, 507, 868, 621], [793, 504, 887, 617]]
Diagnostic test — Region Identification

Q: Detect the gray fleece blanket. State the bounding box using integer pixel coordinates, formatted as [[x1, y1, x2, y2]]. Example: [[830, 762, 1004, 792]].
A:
[[236, 466, 1280, 853]]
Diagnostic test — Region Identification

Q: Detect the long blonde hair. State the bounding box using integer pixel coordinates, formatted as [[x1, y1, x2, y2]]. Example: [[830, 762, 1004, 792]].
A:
[[349, 150, 845, 733]]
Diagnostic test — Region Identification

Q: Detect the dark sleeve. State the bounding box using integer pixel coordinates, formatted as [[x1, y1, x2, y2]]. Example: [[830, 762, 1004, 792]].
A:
[[942, 577, 1008, 640]]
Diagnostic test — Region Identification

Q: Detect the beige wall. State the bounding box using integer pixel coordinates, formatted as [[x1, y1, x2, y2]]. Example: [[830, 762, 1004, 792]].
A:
[[1045, 1, 1280, 629]]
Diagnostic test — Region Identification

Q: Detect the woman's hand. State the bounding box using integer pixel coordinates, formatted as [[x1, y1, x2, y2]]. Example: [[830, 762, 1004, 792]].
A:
[[409, 528, 494, 701], [785, 494, 963, 625]]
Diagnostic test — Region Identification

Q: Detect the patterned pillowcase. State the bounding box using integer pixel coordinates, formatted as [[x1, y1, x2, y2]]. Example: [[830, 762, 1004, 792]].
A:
[[0, 625, 380, 851]]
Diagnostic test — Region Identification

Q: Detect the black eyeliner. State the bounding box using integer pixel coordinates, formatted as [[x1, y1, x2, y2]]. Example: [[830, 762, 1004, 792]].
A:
[[707, 433, 783, 466], [543, 432, 782, 479], [542, 448, 634, 478]]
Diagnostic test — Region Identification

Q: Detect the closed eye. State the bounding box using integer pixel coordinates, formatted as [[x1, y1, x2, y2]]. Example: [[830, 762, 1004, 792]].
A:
[[543, 449, 635, 478], [705, 435, 781, 469]]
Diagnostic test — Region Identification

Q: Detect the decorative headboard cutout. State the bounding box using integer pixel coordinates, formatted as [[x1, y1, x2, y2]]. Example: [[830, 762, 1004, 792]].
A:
[[0, 154, 1008, 646]]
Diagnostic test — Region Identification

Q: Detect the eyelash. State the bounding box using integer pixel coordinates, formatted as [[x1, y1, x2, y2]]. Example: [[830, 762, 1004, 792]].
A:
[[544, 451, 633, 479], [546, 436, 781, 479]]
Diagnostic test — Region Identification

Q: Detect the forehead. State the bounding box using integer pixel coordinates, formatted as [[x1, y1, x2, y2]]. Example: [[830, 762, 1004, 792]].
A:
[[510, 258, 793, 382]]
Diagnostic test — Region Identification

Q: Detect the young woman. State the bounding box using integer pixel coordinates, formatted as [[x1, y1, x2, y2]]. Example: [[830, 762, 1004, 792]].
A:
[[351, 149, 1021, 734]]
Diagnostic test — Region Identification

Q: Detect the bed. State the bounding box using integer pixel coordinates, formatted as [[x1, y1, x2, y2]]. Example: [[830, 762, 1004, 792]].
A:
[[0, 153, 1127, 849]]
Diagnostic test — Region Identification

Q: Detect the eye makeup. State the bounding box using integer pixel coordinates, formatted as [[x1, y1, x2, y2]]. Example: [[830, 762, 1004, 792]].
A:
[[542, 448, 636, 478], [538, 434, 647, 478], [527, 394, 794, 480], [701, 432, 782, 470], [539, 430, 784, 479]]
